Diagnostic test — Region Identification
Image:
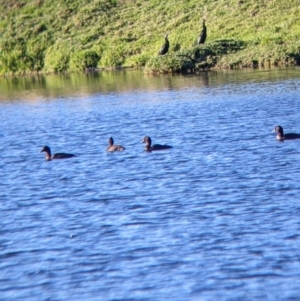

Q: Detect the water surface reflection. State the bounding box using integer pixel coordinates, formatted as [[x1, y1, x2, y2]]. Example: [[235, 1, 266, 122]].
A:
[[1, 67, 299, 101]]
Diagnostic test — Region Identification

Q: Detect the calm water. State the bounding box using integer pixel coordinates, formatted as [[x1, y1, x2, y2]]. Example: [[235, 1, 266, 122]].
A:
[[1, 68, 300, 300]]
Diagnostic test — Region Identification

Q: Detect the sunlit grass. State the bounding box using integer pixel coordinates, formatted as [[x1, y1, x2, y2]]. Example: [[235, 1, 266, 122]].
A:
[[1, 0, 300, 75]]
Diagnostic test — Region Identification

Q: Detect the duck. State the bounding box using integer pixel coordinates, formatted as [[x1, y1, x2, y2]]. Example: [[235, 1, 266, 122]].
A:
[[273, 125, 300, 140], [41, 146, 76, 160], [106, 137, 125, 152], [142, 136, 172, 151], [158, 34, 169, 55], [197, 19, 207, 45]]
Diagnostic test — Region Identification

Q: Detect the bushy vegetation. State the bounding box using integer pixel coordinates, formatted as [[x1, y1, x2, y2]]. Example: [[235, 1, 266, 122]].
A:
[[1, 0, 300, 76]]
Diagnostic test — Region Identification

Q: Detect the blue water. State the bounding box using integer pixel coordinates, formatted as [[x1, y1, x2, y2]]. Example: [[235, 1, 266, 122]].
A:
[[1, 69, 300, 300]]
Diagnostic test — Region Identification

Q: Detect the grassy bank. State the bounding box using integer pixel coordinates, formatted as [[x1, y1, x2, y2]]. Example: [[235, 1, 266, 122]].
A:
[[1, 0, 300, 76]]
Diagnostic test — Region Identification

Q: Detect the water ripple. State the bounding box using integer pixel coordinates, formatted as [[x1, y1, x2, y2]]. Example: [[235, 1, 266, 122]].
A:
[[1, 69, 300, 300]]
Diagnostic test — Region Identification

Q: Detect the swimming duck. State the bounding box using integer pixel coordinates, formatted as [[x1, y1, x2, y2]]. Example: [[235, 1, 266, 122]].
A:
[[41, 146, 76, 160], [106, 137, 125, 152], [273, 125, 300, 140], [142, 136, 172, 151]]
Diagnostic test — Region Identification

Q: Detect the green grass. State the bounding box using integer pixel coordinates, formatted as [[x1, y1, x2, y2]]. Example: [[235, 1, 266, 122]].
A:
[[1, 0, 300, 75]]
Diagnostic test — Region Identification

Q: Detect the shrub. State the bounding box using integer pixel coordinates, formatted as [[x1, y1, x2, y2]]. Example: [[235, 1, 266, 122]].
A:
[[128, 54, 150, 67], [44, 43, 71, 73], [100, 46, 125, 67], [145, 55, 184, 74], [0, 37, 34, 74], [70, 50, 100, 71]]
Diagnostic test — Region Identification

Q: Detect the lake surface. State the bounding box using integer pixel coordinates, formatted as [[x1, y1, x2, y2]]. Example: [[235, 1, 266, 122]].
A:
[[1, 68, 300, 300]]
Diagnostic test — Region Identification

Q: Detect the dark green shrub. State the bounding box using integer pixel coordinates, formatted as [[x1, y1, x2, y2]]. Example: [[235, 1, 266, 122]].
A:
[[0, 37, 34, 74], [70, 50, 100, 71], [145, 54, 184, 73]]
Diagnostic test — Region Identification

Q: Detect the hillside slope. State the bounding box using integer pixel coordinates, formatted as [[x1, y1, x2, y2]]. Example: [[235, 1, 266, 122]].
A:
[[1, 0, 300, 75]]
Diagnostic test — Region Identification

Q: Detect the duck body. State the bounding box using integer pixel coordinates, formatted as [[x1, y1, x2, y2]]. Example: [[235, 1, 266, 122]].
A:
[[148, 144, 173, 151], [197, 20, 207, 45], [273, 125, 300, 140], [142, 136, 172, 151], [41, 146, 76, 160], [158, 34, 169, 55], [106, 137, 125, 152]]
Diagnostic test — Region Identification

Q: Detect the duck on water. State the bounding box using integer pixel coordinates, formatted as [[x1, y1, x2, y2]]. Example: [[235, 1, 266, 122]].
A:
[[273, 125, 300, 140], [142, 136, 172, 151], [41, 146, 76, 160], [106, 137, 126, 152]]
